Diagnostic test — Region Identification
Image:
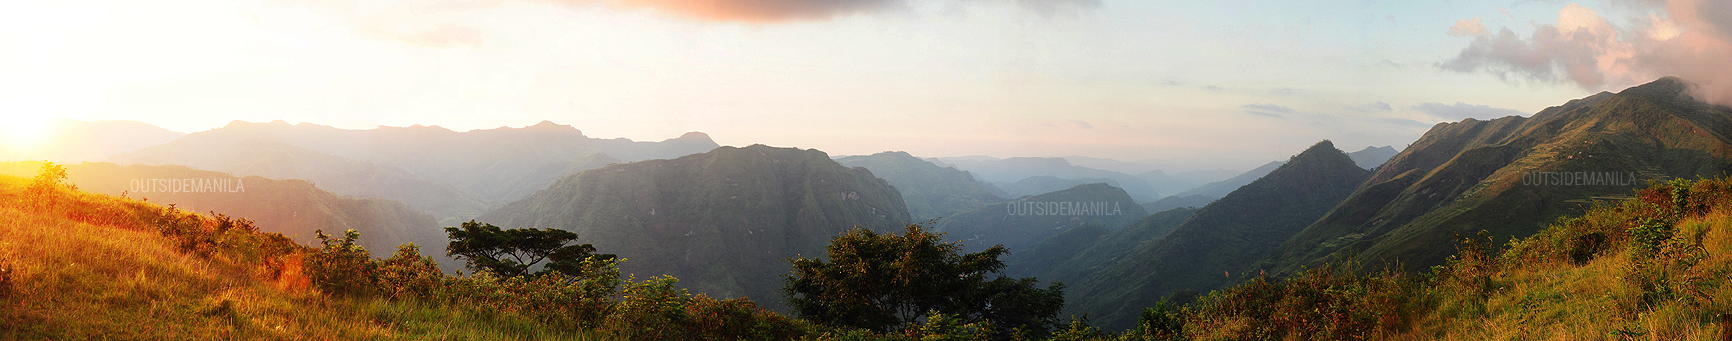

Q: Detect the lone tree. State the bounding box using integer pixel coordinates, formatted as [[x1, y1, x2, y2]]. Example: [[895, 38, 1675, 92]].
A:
[[784, 223, 1064, 336], [445, 220, 613, 278]]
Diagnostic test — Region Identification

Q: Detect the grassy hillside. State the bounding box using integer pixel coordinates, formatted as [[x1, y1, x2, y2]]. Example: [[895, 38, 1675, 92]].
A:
[[0, 172, 619, 340], [1265, 77, 1732, 276], [481, 144, 911, 311], [834, 151, 1002, 221], [0, 161, 447, 264], [1061, 140, 1370, 330], [1077, 176, 1732, 340], [934, 183, 1147, 254]]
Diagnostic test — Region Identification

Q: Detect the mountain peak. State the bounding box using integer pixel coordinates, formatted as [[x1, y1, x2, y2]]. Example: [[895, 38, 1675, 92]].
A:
[[673, 131, 713, 143]]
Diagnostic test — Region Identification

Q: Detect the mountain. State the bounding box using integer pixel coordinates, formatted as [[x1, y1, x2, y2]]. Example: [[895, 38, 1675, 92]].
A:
[[1132, 169, 1199, 199], [1004, 206, 1198, 283], [1262, 77, 1732, 276], [1059, 155, 1162, 174], [1168, 161, 1284, 199], [1138, 194, 1214, 213], [110, 120, 719, 222], [833, 151, 1002, 221], [479, 144, 911, 310], [1346, 145, 1400, 169], [0, 161, 447, 266], [110, 137, 490, 225], [928, 156, 1163, 201], [0, 119, 184, 163], [993, 176, 1123, 199], [933, 183, 1147, 254], [1063, 140, 1371, 330]]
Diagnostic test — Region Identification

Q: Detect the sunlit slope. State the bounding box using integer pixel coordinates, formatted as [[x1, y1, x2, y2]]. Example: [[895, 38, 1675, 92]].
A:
[[0, 162, 446, 266], [1266, 77, 1732, 276], [481, 144, 910, 311]]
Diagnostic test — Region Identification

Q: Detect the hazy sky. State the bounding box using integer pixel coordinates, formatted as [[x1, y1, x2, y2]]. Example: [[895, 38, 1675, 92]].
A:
[[5, 0, 1728, 169]]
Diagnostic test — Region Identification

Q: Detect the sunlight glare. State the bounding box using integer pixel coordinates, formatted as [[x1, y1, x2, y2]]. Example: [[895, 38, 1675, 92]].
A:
[[2, 114, 57, 154]]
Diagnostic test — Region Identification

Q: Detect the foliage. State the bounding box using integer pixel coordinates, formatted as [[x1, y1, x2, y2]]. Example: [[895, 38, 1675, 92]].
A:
[[375, 243, 444, 300], [785, 223, 1064, 335], [445, 220, 613, 278], [308, 229, 376, 296]]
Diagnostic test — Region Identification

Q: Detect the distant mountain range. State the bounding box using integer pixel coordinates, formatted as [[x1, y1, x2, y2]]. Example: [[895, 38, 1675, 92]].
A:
[[480, 145, 911, 311], [933, 183, 1147, 254], [111, 120, 719, 223], [833, 151, 1001, 222], [1347, 145, 1400, 169], [0, 161, 449, 269], [928, 156, 1167, 201], [0, 119, 184, 163]]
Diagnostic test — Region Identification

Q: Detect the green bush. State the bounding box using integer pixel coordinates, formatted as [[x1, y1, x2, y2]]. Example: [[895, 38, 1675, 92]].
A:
[[307, 229, 375, 296], [375, 243, 444, 300]]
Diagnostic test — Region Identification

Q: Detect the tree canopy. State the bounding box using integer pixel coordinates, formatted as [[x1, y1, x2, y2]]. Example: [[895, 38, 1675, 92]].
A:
[[783, 223, 1064, 336], [444, 220, 613, 278]]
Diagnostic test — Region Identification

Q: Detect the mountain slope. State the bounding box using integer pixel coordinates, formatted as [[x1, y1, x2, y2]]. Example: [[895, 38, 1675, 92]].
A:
[[1264, 77, 1732, 276], [110, 120, 719, 221], [1065, 140, 1370, 330], [1169, 161, 1285, 199], [834, 151, 1002, 221], [933, 183, 1147, 254], [0, 161, 447, 266], [1, 119, 184, 163], [1346, 145, 1399, 169], [479, 145, 911, 310]]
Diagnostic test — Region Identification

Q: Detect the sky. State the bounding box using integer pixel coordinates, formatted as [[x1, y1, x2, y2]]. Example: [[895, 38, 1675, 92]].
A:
[[3, 0, 1729, 170]]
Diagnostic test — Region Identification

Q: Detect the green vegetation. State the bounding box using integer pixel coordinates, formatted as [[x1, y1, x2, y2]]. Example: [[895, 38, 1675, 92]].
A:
[[1267, 77, 1732, 276], [1049, 140, 1370, 330], [482, 144, 913, 311], [785, 224, 1064, 337], [444, 220, 614, 278]]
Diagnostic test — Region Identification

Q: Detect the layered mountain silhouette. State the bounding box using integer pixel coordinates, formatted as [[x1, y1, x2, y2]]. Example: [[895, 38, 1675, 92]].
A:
[[833, 151, 1001, 221], [1168, 160, 1285, 199], [1263, 77, 1732, 275], [1347, 145, 1400, 169], [1048, 140, 1370, 330], [0, 161, 447, 265], [933, 183, 1147, 254], [929, 156, 1164, 201], [111, 120, 716, 223], [0, 119, 184, 163], [479, 145, 910, 311]]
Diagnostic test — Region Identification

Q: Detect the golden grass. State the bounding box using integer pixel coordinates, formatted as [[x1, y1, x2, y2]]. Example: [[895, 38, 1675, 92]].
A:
[[0, 175, 613, 340]]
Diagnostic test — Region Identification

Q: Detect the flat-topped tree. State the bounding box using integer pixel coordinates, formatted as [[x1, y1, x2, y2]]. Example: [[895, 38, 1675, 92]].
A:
[[444, 220, 614, 278]]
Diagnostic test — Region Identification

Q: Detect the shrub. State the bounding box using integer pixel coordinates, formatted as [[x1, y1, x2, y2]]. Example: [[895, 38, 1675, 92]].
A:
[[306, 229, 375, 296], [602, 275, 692, 340], [375, 243, 444, 300]]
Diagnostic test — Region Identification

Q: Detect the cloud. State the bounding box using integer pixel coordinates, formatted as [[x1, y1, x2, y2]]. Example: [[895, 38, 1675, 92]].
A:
[[1441, 1, 1732, 106], [1071, 120, 1093, 129], [555, 0, 1099, 22], [1449, 18, 1487, 37], [1349, 101, 1393, 113], [1413, 102, 1527, 121], [1242, 103, 1294, 118]]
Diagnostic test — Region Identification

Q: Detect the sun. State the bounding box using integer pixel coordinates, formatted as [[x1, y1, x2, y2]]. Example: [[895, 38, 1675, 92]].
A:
[[1, 115, 58, 155]]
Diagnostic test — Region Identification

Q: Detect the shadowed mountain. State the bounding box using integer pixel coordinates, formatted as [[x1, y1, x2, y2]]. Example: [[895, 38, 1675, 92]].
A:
[[0, 161, 448, 267], [1138, 194, 1215, 213], [1261, 77, 1732, 276], [993, 176, 1124, 199], [1347, 145, 1400, 169], [479, 145, 910, 311], [933, 183, 1147, 254], [1168, 161, 1285, 199], [1, 119, 184, 163], [834, 151, 1001, 221], [1063, 140, 1371, 330]]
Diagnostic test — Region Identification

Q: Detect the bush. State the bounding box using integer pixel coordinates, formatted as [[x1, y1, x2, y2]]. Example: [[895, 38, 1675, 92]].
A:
[[603, 275, 691, 340], [307, 229, 375, 296], [375, 243, 444, 300]]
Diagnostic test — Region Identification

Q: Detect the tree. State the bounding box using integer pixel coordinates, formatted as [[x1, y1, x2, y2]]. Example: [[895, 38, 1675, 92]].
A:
[[445, 220, 613, 278], [783, 223, 1065, 335]]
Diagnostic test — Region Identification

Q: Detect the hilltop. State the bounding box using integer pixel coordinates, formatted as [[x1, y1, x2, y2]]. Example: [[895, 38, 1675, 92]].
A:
[[834, 151, 1002, 221], [480, 144, 911, 310]]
